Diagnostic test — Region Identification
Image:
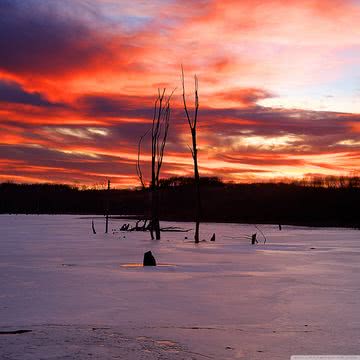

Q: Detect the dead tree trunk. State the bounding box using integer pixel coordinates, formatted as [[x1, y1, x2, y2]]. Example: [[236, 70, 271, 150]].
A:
[[105, 179, 110, 234], [182, 67, 201, 243], [136, 89, 174, 240]]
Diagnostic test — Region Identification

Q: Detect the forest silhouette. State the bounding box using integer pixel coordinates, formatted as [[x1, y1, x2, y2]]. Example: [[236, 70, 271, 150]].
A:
[[1, 176, 359, 228]]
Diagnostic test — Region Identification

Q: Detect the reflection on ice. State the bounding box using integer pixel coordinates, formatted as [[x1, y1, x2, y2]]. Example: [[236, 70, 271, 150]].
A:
[[120, 263, 177, 268]]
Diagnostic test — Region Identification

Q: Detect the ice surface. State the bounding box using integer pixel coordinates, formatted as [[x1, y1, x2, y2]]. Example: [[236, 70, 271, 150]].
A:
[[1, 215, 360, 359]]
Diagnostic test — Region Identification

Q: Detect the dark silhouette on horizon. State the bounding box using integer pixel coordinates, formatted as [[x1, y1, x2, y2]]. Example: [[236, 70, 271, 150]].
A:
[[0, 175, 359, 228]]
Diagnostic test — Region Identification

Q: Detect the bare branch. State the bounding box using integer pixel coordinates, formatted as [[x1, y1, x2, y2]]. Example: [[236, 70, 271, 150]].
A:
[[156, 104, 170, 181], [181, 65, 193, 128], [254, 224, 267, 244], [187, 144, 194, 159], [137, 86, 174, 239], [194, 74, 199, 127], [136, 128, 150, 188]]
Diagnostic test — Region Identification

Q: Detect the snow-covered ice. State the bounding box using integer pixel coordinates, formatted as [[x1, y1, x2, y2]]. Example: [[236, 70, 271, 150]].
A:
[[1, 215, 360, 359]]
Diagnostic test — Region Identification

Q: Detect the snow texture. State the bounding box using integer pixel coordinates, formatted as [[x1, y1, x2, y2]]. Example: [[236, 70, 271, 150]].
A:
[[1, 215, 360, 359]]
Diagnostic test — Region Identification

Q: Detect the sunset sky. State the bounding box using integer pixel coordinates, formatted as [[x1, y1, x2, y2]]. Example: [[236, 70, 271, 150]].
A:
[[1, 0, 360, 187]]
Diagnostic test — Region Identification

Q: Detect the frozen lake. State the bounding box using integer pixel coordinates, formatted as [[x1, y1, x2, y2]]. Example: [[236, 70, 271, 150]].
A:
[[1, 215, 360, 359]]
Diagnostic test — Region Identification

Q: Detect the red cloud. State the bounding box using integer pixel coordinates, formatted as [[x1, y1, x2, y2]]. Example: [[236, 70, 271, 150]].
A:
[[1, 0, 360, 185]]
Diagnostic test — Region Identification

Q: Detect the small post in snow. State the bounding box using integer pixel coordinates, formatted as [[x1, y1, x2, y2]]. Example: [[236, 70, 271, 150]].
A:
[[251, 233, 258, 245]]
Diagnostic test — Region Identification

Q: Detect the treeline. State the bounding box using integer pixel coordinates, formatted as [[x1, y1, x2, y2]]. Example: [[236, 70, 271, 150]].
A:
[[293, 175, 360, 189], [159, 175, 360, 189], [0, 177, 359, 228]]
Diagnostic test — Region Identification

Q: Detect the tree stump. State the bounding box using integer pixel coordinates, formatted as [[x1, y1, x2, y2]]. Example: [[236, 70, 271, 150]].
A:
[[143, 251, 157, 266], [251, 233, 258, 245]]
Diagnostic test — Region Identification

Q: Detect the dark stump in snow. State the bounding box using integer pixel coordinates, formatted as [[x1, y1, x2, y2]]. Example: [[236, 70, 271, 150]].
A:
[[143, 251, 156, 266], [251, 233, 258, 245]]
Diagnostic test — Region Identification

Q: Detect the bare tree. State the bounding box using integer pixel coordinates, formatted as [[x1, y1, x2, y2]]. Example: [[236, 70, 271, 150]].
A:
[[181, 66, 201, 243], [136, 88, 174, 240], [105, 179, 110, 233]]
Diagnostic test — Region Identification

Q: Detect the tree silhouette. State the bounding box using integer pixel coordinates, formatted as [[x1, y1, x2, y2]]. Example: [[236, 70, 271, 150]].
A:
[[136, 88, 174, 239], [181, 66, 201, 243]]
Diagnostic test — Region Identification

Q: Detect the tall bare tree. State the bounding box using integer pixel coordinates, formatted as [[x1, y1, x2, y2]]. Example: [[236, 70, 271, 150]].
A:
[[105, 179, 110, 233], [136, 89, 173, 240], [181, 66, 201, 243]]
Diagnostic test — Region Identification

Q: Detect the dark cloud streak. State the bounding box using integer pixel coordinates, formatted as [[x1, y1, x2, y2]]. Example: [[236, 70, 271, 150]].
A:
[[0, 80, 61, 107], [0, 0, 121, 76]]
